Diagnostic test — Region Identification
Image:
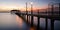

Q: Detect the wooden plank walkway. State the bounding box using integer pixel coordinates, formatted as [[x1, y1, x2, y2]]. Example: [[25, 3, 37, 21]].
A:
[[16, 12, 60, 20]]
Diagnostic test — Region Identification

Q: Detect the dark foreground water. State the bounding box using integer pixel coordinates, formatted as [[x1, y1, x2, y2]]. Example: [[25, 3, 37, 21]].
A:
[[0, 13, 60, 30]]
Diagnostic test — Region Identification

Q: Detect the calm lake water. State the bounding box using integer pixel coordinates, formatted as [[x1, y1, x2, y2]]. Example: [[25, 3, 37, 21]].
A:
[[0, 13, 60, 30], [0, 13, 30, 30]]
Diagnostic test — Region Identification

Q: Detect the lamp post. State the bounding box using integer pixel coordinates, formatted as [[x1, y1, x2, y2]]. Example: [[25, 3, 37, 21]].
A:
[[26, 2, 28, 14], [30, 2, 33, 26], [26, 2, 28, 22], [49, 2, 54, 30], [31, 2, 33, 13]]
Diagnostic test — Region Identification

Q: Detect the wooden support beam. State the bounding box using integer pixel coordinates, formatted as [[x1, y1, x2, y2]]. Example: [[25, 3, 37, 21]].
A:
[[45, 17, 48, 30], [27, 11, 28, 23], [29, 16, 30, 22], [31, 11, 33, 27], [31, 15, 33, 26], [51, 4, 54, 30], [51, 19, 54, 30], [45, 8, 48, 30], [59, 3, 60, 16], [37, 10, 40, 30], [37, 17, 40, 30]]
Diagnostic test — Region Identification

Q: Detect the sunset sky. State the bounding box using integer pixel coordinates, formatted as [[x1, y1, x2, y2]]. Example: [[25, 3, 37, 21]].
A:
[[0, 0, 60, 11]]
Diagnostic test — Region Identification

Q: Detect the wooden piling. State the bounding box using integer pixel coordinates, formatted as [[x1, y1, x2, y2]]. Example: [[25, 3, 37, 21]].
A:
[[51, 4, 54, 30], [29, 16, 30, 22], [45, 17, 48, 30], [45, 9, 48, 30], [59, 3, 60, 16], [51, 19, 54, 30], [37, 17, 40, 30], [31, 10, 33, 27], [37, 10, 40, 30], [26, 11, 28, 23]]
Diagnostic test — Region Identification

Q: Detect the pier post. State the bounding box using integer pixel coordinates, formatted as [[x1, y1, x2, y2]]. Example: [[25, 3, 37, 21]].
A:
[[45, 9, 48, 30], [28, 11, 30, 22], [45, 17, 48, 30], [45, 11, 48, 30], [31, 11, 33, 26], [37, 10, 40, 30], [51, 4, 54, 30], [27, 11, 28, 23], [31, 3, 34, 27], [37, 17, 40, 30], [51, 19, 54, 30], [29, 15, 30, 22], [26, 2, 28, 23], [59, 3, 60, 16]]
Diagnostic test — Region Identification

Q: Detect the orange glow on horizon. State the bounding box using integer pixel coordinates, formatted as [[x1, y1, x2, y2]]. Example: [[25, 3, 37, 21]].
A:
[[0, 5, 48, 11]]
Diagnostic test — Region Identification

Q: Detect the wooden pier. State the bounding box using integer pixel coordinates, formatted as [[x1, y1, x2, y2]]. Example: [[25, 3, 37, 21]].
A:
[[13, 3, 60, 30]]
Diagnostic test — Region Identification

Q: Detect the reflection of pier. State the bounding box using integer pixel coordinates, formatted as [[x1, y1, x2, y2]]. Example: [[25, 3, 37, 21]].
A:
[[14, 3, 60, 30]]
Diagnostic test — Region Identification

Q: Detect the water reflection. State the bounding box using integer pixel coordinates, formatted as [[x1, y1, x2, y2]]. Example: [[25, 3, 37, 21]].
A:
[[16, 15, 30, 30], [0, 13, 17, 28], [0, 13, 60, 30], [16, 15, 23, 28], [0, 13, 30, 30]]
